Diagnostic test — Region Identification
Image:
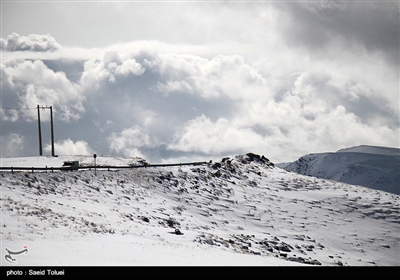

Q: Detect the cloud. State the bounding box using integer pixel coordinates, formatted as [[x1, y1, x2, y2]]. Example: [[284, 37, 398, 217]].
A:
[[108, 125, 160, 158], [1, 59, 84, 122], [156, 53, 267, 100], [168, 114, 265, 156], [2, 42, 398, 162], [0, 133, 25, 158], [79, 50, 146, 91], [0, 33, 61, 52], [3, 41, 398, 162], [278, 2, 399, 66], [44, 139, 93, 156]]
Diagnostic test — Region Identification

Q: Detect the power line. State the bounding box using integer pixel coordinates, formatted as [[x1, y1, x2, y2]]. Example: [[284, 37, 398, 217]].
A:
[[1, 107, 36, 110], [1, 107, 36, 117]]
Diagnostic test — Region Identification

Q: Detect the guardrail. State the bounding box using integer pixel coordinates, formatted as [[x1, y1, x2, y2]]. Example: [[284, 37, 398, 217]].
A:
[[0, 161, 208, 173]]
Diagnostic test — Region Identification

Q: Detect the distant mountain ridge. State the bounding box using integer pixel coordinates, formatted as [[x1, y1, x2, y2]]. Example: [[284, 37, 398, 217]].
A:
[[337, 145, 400, 156], [285, 145, 400, 195]]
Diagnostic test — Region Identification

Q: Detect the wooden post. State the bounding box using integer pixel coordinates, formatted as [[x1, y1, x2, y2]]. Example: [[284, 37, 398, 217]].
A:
[[37, 105, 43, 156], [93, 154, 97, 175], [50, 106, 55, 157]]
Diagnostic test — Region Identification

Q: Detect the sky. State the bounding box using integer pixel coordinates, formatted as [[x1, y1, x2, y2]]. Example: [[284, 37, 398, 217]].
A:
[[1, 0, 399, 164]]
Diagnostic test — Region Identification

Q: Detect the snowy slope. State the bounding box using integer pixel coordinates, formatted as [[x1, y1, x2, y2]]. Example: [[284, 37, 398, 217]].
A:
[[285, 145, 400, 195], [1, 153, 399, 266]]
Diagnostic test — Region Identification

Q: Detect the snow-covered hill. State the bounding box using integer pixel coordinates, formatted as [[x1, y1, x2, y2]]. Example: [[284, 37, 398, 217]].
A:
[[285, 145, 400, 195], [1, 153, 399, 267]]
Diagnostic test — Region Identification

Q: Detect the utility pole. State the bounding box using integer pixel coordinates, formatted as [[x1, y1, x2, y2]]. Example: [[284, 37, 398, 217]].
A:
[[37, 105, 43, 156], [50, 106, 55, 157], [37, 105, 55, 157]]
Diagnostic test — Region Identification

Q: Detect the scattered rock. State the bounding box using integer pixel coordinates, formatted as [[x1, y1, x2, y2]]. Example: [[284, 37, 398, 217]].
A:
[[174, 228, 184, 235], [288, 256, 321, 266], [311, 259, 321, 265], [89, 186, 100, 192], [213, 170, 222, 177], [167, 217, 180, 228], [275, 243, 292, 252], [212, 162, 222, 169], [303, 244, 314, 251], [336, 260, 344, 266], [221, 157, 230, 163], [246, 153, 271, 165]]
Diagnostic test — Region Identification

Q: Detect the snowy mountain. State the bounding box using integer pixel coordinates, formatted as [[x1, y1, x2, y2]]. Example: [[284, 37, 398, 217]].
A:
[[1, 153, 399, 268], [285, 145, 400, 195]]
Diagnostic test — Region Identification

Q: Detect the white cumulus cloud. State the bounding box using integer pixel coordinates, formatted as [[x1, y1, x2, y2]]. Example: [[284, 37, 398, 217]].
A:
[[0, 133, 25, 158], [45, 139, 93, 156], [1, 59, 84, 122], [108, 126, 160, 158], [1, 33, 61, 52]]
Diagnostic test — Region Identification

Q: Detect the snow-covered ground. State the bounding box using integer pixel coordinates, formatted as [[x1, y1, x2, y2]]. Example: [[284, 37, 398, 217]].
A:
[[1, 154, 399, 267], [285, 145, 400, 195]]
